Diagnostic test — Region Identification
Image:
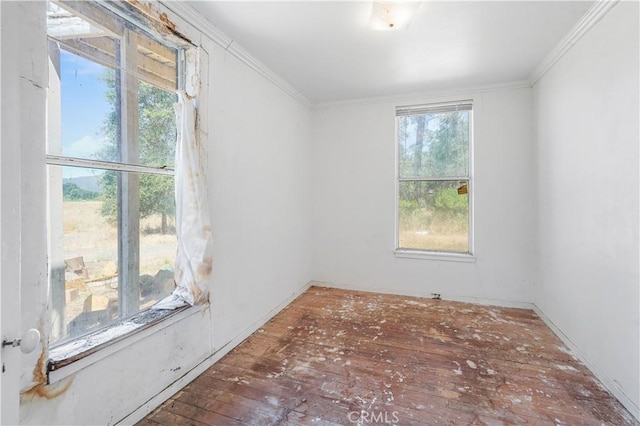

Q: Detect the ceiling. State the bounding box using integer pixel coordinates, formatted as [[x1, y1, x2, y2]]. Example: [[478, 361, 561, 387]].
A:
[[188, 1, 594, 105]]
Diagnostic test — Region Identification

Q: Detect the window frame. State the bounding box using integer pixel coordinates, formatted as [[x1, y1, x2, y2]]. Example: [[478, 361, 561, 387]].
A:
[[394, 100, 475, 261], [44, 0, 197, 369]]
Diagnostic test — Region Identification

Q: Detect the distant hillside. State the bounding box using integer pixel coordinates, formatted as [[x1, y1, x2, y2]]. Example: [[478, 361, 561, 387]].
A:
[[63, 174, 102, 192]]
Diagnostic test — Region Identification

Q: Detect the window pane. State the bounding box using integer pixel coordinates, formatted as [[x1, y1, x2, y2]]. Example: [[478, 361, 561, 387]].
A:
[[398, 180, 469, 253], [49, 166, 176, 345], [398, 110, 469, 178], [55, 49, 114, 161], [136, 81, 177, 169], [47, 1, 178, 169], [51, 49, 177, 168]]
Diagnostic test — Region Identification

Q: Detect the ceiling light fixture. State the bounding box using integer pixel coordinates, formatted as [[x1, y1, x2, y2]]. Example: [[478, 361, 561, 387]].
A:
[[369, 1, 420, 31]]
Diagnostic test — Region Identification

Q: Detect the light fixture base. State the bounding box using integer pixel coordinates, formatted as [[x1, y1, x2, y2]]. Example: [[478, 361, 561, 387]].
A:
[[369, 1, 421, 31]]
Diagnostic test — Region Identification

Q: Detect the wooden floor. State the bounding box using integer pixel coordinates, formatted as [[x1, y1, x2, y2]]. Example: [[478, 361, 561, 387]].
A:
[[140, 287, 636, 425]]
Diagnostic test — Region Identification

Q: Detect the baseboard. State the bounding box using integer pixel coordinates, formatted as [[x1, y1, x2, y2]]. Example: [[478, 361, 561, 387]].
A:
[[533, 305, 640, 422], [441, 295, 533, 310], [310, 280, 534, 310], [116, 353, 218, 425], [116, 280, 313, 425]]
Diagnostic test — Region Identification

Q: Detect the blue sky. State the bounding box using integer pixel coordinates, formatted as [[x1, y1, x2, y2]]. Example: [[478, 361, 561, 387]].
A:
[[60, 49, 110, 178]]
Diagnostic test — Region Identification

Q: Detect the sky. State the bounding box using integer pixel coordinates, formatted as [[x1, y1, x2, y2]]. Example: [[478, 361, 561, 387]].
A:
[[59, 49, 111, 178]]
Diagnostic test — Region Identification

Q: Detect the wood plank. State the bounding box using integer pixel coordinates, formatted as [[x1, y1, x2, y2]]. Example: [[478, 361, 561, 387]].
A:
[[79, 36, 176, 86], [158, 398, 245, 425], [211, 341, 544, 424], [138, 286, 638, 426], [56, 38, 116, 70], [133, 418, 159, 426], [56, 37, 175, 92], [56, 1, 124, 37], [136, 33, 177, 65], [147, 400, 209, 426], [52, 2, 177, 92]]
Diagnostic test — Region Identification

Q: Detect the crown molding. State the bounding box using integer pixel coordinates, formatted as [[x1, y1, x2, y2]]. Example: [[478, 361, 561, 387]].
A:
[[162, 0, 619, 110], [528, 0, 620, 86], [312, 80, 531, 111], [161, 1, 312, 110]]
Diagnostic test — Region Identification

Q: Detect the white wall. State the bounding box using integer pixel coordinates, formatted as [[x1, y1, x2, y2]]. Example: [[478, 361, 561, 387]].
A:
[[2, 2, 312, 424], [310, 87, 536, 305], [207, 33, 312, 352], [4, 0, 638, 423], [533, 1, 639, 417]]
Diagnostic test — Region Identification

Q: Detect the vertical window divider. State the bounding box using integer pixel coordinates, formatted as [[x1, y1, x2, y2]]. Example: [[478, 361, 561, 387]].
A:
[[117, 26, 141, 318]]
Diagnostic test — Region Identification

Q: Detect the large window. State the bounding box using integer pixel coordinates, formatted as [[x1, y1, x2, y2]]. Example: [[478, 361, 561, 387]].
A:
[[46, 2, 181, 344], [396, 101, 472, 255]]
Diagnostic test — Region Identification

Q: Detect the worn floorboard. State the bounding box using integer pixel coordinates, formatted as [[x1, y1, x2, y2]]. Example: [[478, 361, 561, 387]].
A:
[[141, 286, 637, 425]]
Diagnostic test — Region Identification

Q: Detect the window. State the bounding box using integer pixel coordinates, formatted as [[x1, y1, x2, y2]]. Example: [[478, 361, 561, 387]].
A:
[[46, 2, 181, 345], [396, 101, 473, 255]]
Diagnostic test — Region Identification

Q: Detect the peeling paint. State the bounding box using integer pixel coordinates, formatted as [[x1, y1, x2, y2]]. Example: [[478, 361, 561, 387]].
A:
[[22, 348, 73, 400], [21, 377, 73, 401], [126, 0, 191, 44]]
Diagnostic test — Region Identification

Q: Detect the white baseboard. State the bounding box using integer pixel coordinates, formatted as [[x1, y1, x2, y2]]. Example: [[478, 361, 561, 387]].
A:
[[116, 280, 312, 425], [310, 280, 533, 310], [116, 353, 218, 425], [533, 305, 640, 422], [440, 295, 533, 310]]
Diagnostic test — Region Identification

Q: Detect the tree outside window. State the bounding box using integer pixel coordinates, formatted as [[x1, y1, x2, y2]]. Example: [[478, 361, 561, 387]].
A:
[[396, 102, 472, 254]]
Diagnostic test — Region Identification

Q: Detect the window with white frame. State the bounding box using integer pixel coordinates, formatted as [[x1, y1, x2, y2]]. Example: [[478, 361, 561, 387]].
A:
[[396, 101, 473, 254], [46, 1, 182, 345]]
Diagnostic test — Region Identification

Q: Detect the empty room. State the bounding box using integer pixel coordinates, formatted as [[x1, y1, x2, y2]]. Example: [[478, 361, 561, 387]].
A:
[[1, 0, 638, 424]]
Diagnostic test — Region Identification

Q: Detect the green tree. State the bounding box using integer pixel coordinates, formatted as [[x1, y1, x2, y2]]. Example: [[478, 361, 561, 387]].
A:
[[63, 182, 99, 201], [99, 71, 177, 234], [398, 111, 468, 178], [397, 111, 469, 231], [426, 111, 468, 176]]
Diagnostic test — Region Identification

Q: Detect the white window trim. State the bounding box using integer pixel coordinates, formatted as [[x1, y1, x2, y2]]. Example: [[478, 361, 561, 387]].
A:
[[394, 249, 476, 262], [44, 1, 202, 378], [394, 99, 476, 259], [46, 155, 175, 176], [48, 304, 206, 384]]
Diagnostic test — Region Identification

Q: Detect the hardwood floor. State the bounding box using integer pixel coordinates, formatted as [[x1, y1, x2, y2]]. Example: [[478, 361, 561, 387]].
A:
[[140, 286, 636, 425]]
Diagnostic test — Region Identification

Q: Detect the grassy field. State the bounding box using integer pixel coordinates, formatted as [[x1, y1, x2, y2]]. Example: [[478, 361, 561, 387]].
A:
[[63, 201, 176, 278], [398, 208, 469, 253], [398, 228, 468, 253]]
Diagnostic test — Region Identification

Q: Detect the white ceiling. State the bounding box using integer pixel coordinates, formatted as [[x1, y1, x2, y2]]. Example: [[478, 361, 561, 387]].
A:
[[188, 1, 594, 105]]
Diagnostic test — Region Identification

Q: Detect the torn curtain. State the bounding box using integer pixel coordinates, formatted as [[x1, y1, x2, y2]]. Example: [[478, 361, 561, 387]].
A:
[[154, 91, 212, 309]]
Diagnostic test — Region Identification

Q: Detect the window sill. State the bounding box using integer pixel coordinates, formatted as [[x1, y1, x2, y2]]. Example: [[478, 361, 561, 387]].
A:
[[394, 249, 477, 263], [47, 304, 205, 384]]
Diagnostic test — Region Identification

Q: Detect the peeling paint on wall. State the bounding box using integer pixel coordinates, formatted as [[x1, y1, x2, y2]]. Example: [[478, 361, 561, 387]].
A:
[[124, 0, 192, 45], [22, 348, 73, 400]]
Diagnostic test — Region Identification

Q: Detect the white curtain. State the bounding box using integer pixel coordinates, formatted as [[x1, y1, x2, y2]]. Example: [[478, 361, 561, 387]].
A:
[[154, 91, 212, 309]]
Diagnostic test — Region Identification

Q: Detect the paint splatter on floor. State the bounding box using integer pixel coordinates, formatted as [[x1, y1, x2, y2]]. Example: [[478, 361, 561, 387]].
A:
[[141, 286, 638, 426]]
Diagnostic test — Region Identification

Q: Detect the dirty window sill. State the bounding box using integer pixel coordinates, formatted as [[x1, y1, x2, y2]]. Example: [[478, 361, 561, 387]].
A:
[[48, 304, 205, 384], [394, 249, 477, 263]]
